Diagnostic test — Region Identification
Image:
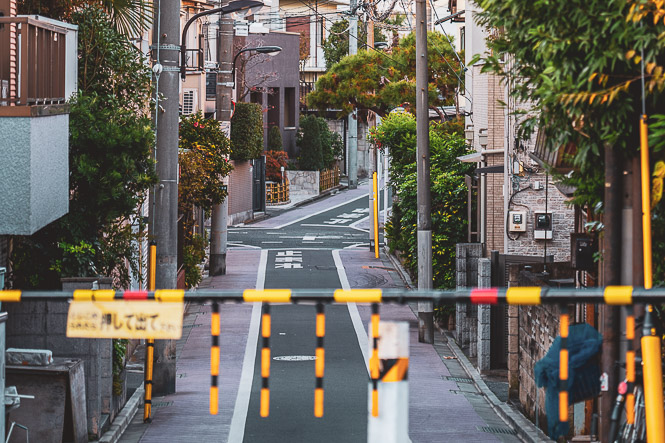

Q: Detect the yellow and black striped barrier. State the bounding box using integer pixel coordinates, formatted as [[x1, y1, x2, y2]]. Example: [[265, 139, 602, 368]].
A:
[[4, 285, 665, 429], [6, 285, 665, 304]]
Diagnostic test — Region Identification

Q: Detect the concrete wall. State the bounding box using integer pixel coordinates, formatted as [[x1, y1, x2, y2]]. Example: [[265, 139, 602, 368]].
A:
[[0, 112, 69, 235], [228, 160, 253, 225], [4, 277, 114, 439]]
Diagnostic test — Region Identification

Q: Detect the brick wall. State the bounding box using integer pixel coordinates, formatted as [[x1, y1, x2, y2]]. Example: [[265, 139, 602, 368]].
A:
[[506, 173, 573, 262], [485, 153, 504, 255], [228, 160, 253, 225]]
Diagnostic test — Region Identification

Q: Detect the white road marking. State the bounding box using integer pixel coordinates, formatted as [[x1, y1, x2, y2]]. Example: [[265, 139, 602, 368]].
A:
[[332, 250, 370, 375], [228, 243, 261, 249], [302, 236, 316, 241], [228, 249, 266, 442], [300, 223, 359, 229], [261, 241, 283, 244]]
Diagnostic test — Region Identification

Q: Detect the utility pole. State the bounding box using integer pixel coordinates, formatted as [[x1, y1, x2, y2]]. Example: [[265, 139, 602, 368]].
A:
[[599, 143, 622, 441], [415, 0, 433, 344], [210, 1, 234, 276], [150, 0, 180, 395], [347, 0, 358, 189], [367, 15, 375, 249]]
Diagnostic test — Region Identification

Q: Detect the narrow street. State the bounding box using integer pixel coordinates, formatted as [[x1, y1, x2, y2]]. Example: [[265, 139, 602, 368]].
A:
[[119, 184, 522, 443]]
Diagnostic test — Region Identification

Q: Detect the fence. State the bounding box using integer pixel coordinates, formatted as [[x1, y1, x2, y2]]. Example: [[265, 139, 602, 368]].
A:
[[2, 285, 663, 436], [0, 16, 67, 105], [319, 167, 340, 192], [266, 178, 289, 204]]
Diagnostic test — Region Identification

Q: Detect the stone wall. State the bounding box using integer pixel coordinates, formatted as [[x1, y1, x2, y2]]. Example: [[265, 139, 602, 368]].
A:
[[286, 170, 319, 196], [455, 243, 483, 355]]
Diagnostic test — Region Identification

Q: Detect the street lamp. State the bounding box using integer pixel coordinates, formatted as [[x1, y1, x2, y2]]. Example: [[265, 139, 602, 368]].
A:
[[231, 46, 282, 90], [180, 0, 264, 81]]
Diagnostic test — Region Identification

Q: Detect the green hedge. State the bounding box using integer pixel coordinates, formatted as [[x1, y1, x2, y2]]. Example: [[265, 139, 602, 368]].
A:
[[231, 102, 264, 161]]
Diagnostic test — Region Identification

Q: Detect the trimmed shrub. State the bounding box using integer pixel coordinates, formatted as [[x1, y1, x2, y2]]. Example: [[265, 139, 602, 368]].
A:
[[266, 150, 289, 182], [297, 115, 323, 170], [268, 125, 283, 151], [231, 102, 264, 161]]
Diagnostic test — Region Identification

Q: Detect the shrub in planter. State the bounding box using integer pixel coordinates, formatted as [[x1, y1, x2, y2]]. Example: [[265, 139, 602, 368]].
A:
[[268, 125, 283, 151], [231, 102, 264, 161], [266, 150, 289, 182]]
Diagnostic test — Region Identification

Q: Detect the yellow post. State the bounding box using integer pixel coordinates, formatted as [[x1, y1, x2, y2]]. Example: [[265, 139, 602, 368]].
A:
[[373, 172, 379, 259], [144, 243, 157, 422], [639, 115, 665, 441]]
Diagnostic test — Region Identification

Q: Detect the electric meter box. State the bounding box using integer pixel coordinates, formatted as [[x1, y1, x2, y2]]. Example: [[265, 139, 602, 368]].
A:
[[508, 211, 527, 232], [534, 211, 553, 240]]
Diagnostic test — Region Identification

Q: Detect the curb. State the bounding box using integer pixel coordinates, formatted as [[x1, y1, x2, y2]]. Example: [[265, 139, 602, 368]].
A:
[[384, 247, 413, 289], [96, 383, 145, 443], [443, 331, 552, 443]]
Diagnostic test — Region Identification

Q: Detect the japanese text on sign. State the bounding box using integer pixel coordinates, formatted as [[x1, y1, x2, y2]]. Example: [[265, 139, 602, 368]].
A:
[[67, 301, 184, 339]]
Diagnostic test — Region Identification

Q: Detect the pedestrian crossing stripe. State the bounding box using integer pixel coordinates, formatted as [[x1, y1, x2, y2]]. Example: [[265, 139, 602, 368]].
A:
[[380, 358, 409, 382], [334, 289, 382, 303], [0, 290, 21, 302], [243, 289, 292, 303], [506, 287, 541, 305], [604, 286, 633, 305]]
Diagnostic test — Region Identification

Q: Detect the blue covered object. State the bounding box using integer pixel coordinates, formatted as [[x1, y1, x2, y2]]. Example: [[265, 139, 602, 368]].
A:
[[534, 323, 603, 439]]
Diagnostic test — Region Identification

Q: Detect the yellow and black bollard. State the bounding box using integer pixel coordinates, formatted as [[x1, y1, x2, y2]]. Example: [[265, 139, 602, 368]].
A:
[[261, 303, 272, 417], [558, 306, 569, 424], [641, 305, 665, 442], [314, 303, 325, 417], [370, 303, 380, 417], [625, 306, 636, 424], [143, 242, 157, 422], [210, 302, 220, 415]]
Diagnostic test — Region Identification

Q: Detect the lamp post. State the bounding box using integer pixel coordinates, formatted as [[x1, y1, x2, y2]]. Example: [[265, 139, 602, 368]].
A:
[[231, 46, 282, 95], [180, 0, 264, 81]]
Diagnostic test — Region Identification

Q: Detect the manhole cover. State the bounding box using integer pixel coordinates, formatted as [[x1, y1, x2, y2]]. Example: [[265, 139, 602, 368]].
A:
[[152, 401, 173, 409], [444, 376, 473, 383], [273, 355, 317, 361]]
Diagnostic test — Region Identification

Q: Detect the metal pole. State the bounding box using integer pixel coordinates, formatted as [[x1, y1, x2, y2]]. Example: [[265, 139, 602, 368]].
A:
[[144, 243, 156, 421], [373, 172, 379, 258], [347, 0, 358, 189], [415, 0, 433, 344], [211, 1, 234, 276], [151, 0, 179, 395]]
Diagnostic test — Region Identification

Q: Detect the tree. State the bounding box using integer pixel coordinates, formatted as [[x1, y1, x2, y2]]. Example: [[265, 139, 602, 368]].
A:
[[11, 6, 157, 289], [322, 19, 388, 68], [297, 115, 323, 170], [234, 40, 280, 102], [369, 112, 473, 288], [230, 102, 264, 161], [309, 31, 462, 117], [268, 125, 283, 151]]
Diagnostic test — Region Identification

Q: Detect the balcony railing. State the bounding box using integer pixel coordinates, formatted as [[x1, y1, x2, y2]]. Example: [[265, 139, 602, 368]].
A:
[[0, 16, 67, 106]]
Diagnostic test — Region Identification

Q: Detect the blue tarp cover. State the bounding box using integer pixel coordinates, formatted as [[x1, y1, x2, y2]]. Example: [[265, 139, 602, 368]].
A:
[[534, 322, 603, 439]]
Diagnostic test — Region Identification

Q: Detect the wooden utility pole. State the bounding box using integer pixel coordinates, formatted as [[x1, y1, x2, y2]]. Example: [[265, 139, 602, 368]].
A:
[[599, 144, 622, 441], [415, 0, 433, 343], [150, 0, 180, 395]]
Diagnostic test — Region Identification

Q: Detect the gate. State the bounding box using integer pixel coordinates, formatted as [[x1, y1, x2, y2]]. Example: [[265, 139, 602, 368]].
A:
[[489, 252, 554, 369], [253, 156, 265, 212]]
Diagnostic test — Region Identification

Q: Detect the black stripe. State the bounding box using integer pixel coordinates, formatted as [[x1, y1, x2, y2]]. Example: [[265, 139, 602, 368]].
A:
[[372, 379, 378, 390], [263, 336, 270, 347], [144, 380, 153, 385], [146, 342, 155, 347], [372, 303, 379, 315], [316, 378, 323, 389], [373, 337, 379, 347], [145, 399, 152, 404], [317, 303, 324, 314], [559, 380, 568, 390], [213, 301, 219, 314], [262, 378, 269, 389], [212, 335, 219, 346], [560, 337, 567, 348], [211, 375, 218, 386], [317, 337, 324, 347], [263, 303, 271, 314]]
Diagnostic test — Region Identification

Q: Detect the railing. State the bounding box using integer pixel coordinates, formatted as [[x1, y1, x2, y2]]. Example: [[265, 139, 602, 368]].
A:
[[300, 81, 315, 106], [266, 178, 289, 204], [319, 167, 340, 192], [0, 16, 67, 105]]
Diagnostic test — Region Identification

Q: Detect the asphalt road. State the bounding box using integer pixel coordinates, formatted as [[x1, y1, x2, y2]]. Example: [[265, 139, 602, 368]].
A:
[[228, 190, 384, 250], [239, 196, 378, 442]]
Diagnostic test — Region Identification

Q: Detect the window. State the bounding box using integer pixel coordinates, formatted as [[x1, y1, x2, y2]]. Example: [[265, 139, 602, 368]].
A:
[[284, 87, 295, 127], [267, 88, 280, 127], [183, 90, 195, 115], [460, 26, 465, 53], [206, 73, 216, 101]]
